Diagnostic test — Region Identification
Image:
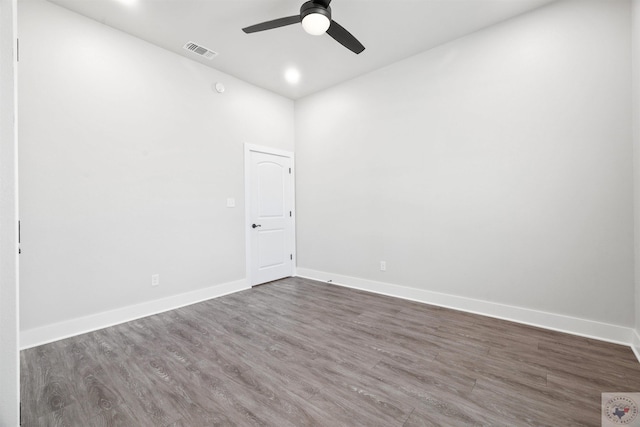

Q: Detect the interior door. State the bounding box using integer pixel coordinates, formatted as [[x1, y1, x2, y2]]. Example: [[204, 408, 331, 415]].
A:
[[246, 147, 294, 286]]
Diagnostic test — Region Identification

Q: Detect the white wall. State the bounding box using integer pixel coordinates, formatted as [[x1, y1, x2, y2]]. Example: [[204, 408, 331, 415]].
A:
[[18, 0, 294, 335], [0, 0, 20, 422], [296, 0, 634, 329]]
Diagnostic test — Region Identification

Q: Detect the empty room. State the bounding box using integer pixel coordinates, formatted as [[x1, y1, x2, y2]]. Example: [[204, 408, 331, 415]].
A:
[[2, 0, 640, 425]]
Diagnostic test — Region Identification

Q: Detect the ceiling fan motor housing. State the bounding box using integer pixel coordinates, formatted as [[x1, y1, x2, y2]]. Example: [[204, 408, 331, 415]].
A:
[[300, 1, 331, 21]]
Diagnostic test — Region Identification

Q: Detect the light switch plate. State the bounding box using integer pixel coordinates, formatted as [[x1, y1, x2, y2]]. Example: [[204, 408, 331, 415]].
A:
[[226, 198, 235, 208]]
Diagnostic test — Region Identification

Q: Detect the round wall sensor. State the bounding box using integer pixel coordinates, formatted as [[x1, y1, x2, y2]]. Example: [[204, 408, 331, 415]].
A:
[[214, 82, 225, 93]]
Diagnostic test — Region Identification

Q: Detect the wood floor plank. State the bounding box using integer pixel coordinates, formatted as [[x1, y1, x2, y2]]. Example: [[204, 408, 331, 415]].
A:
[[306, 390, 409, 427], [469, 375, 598, 426], [33, 403, 92, 427], [84, 403, 146, 427], [369, 361, 496, 426], [372, 357, 477, 398], [489, 345, 640, 390], [189, 356, 327, 426], [538, 337, 640, 372], [434, 350, 548, 388], [21, 277, 640, 426], [20, 343, 79, 425], [402, 406, 491, 427], [436, 322, 540, 351], [547, 370, 640, 396]]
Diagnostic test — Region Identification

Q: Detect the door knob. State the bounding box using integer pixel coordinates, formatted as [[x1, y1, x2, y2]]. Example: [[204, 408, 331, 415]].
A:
[[252, 224, 261, 229]]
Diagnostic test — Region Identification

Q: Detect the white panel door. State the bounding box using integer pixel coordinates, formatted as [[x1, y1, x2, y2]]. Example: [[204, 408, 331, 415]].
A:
[[247, 148, 294, 286]]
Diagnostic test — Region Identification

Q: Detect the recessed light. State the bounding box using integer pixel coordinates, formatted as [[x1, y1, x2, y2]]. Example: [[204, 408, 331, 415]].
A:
[[285, 68, 301, 85]]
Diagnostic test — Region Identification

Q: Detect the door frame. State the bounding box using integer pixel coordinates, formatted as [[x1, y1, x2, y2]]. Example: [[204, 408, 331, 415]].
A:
[[0, 0, 20, 424], [244, 143, 296, 286]]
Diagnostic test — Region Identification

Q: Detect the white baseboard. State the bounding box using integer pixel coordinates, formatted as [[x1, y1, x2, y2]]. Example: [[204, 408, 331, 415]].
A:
[[296, 268, 634, 347], [20, 279, 249, 350], [632, 330, 640, 364], [21, 271, 640, 363]]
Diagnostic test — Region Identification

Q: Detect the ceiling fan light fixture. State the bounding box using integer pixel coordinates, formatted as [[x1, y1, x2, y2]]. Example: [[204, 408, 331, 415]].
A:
[[302, 13, 330, 35], [242, 0, 365, 54]]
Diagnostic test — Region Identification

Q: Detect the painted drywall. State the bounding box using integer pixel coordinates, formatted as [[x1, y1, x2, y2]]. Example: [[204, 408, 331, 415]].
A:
[[0, 0, 20, 422], [18, 0, 294, 332], [295, 0, 634, 328]]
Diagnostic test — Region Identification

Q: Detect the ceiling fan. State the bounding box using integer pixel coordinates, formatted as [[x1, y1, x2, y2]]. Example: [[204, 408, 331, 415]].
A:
[[242, 0, 365, 54]]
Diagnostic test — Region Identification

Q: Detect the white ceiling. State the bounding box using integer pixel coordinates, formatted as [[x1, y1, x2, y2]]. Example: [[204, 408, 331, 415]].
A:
[[47, 0, 555, 99]]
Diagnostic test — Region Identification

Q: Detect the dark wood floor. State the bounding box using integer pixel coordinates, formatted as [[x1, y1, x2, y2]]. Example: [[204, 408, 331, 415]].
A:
[[21, 277, 640, 426]]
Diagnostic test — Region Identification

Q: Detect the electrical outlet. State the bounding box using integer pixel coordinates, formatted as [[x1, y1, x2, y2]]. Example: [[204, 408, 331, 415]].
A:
[[380, 261, 386, 271], [151, 274, 160, 287]]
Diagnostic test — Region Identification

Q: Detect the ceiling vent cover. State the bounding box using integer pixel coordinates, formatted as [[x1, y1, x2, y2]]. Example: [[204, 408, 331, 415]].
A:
[[183, 42, 218, 60]]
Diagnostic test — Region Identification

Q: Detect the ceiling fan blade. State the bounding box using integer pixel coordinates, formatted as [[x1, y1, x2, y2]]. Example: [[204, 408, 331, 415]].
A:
[[242, 15, 301, 34], [326, 20, 365, 54]]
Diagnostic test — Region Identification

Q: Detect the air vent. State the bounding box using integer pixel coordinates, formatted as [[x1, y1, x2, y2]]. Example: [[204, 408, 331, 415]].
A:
[[183, 42, 218, 60]]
